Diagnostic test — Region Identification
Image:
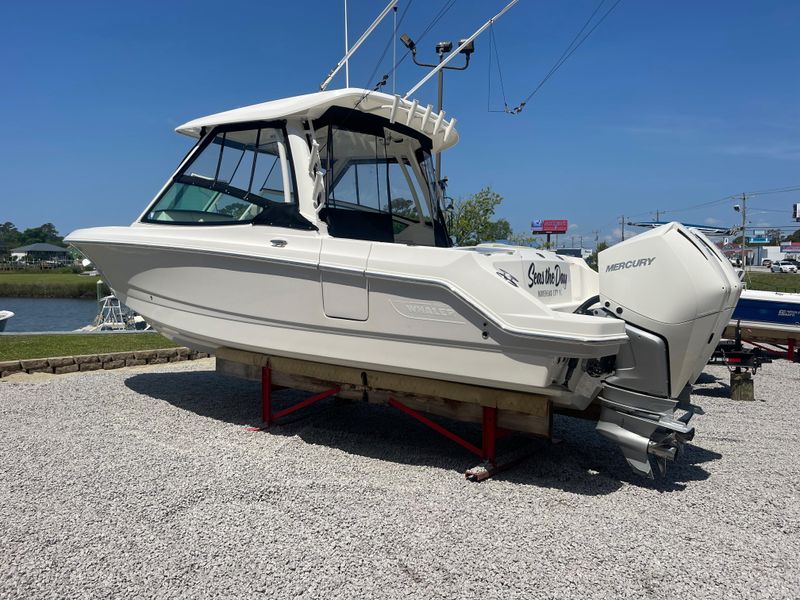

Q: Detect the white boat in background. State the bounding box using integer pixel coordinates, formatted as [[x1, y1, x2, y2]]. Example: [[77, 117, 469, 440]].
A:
[[0, 310, 14, 332], [76, 295, 151, 333], [66, 87, 742, 477]]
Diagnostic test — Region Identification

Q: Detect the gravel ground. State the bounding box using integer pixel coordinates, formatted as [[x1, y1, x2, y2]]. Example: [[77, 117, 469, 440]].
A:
[[1, 358, 799, 599]]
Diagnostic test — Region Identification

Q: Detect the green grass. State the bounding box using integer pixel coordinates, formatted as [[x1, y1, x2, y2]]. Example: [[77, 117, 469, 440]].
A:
[[744, 271, 800, 293], [0, 333, 179, 361], [0, 272, 102, 298]]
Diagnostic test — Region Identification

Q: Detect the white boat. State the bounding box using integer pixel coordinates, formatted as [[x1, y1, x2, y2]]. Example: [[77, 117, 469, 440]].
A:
[[0, 310, 14, 332], [76, 295, 151, 332], [66, 88, 741, 476]]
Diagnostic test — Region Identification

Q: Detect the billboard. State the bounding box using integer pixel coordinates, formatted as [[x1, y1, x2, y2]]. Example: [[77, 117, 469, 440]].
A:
[[748, 237, 769, 244], [531, 219, 568, 234], [781, 242, 800, 255]]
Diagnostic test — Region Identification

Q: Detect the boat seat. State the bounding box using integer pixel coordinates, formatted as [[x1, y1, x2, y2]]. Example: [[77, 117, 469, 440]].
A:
[[323, 207, 394, 243]]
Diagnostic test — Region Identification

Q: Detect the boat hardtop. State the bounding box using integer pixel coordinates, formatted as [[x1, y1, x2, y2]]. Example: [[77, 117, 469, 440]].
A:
[[176, 88, 459, 152]]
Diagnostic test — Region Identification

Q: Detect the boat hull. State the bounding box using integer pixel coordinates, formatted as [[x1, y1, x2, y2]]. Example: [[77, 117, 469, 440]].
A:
[[0, 311, 13, 333], [70, 237, 622, 400], [727, 289, 800, 343], [732, 290, 800, 328]]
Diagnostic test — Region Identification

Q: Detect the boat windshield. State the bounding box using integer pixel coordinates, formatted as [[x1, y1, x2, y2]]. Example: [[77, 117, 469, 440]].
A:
[[142, 124, 313, 229], [314, 116, 450, 247]]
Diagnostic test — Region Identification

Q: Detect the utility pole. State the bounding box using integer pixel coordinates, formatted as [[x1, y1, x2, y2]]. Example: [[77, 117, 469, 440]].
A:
[[655, 209, 660, 223], [591, 230, 599, 251], [579, 235, 583, 249], [571, 235, 576, 248], [739, 193, 747, 269], [619, 215, 625, 241]]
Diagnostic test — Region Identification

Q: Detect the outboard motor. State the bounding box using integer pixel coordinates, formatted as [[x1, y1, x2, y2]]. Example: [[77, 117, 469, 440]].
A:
[[596, 223, 741, 477]]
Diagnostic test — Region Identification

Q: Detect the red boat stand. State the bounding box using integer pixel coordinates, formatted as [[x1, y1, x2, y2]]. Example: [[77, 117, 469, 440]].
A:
[[246, 365, 538, 481], [245, 365, 340, 431], [388, 397, 535, 481]]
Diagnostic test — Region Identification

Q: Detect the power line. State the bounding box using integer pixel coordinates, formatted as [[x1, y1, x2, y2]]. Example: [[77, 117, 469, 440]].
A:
[[658, 197, 734, 216], [506, 0, 623, 114], [745, 184, 800, 196], [654, 184, 800, 218]]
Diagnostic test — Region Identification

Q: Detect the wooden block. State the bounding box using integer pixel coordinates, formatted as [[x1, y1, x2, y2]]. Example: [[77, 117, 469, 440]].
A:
[[214, 348, 552, 432], [216, 357, 261, 381], [270, 355, 365, 387], [215, 347, 269, 367], [730, 370, 754, 401]]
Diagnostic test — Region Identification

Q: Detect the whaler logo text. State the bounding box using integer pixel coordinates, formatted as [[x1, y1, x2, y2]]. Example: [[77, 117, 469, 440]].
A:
[[605, 257, 656, 272]]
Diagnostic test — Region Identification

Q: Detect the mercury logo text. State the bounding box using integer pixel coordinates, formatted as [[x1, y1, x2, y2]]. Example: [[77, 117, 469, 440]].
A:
[[605, 257, 656, 272]]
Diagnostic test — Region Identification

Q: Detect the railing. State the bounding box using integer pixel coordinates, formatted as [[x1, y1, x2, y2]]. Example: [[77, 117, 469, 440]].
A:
[[0, 260, 79, 272]]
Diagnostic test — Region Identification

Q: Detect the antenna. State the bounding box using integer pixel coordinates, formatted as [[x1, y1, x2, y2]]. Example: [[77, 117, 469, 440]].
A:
[[320, 0, 398, 91], [404, 0, 519, 99], [344, 0, 350, 87], [392, 5, 397, 95]]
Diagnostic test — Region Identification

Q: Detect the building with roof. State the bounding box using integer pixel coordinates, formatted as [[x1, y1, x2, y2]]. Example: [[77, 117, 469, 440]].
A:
[[10, 243, 70, 264]]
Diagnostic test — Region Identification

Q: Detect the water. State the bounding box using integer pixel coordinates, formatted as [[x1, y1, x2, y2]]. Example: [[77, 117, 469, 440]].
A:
[[0, 297, 98, 332]]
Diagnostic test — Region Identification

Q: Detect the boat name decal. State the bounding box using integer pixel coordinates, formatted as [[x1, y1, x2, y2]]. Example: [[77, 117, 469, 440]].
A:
[[527, 263, 569, 294], [605, 257, 656, 272], [495, 268, 519, 287]]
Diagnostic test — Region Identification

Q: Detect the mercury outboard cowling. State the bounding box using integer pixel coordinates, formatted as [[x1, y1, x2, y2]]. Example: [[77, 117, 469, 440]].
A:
[[596, 223, 741, 477]]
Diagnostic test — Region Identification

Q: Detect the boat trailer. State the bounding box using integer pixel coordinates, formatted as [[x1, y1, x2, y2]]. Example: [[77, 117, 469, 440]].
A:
[[721, 321, 798, 363], [711, 321, 776, 401], [216, 347, 554, 481]]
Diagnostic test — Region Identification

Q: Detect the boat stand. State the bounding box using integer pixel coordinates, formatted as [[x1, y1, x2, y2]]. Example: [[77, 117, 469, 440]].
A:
[[388, 397, 536, 481], [245, 366, 340, 431], [241, 362, 545, 481]]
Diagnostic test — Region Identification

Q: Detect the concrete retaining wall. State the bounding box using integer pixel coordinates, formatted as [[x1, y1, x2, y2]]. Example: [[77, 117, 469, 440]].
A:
[[0, 348, 210, 378]]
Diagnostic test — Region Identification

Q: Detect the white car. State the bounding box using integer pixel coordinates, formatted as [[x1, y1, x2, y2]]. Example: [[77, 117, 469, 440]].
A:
[[771, 261, 798, 273]]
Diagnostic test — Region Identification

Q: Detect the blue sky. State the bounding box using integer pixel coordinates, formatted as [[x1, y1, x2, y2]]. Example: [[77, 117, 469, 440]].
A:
[[3, 0, 799, 245]]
